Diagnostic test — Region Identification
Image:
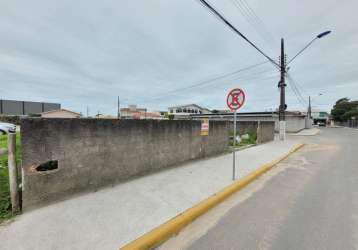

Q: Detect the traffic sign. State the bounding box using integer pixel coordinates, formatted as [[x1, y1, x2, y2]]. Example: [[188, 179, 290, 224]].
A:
[[226, 88, 245, 111], [201, 119, 209, 136], [226, 88, 245, 180]]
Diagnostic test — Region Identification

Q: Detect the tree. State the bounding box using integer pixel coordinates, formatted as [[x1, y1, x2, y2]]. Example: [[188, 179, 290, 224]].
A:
[[331, 98, 358, 121], [168, 114, 174, 120]]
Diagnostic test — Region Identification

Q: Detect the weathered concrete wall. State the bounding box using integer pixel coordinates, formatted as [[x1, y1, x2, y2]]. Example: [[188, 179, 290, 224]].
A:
[[21, 118, 230, 210], [227, 121, 275, 143], [274, 115, 306, 133], [285, 115, 306, 133], [257, 121, 275, 143]]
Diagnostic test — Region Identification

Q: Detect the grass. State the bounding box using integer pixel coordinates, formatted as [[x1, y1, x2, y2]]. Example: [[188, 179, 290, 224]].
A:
[[0, 132, 21, 222], [229, 130, 257, 147]]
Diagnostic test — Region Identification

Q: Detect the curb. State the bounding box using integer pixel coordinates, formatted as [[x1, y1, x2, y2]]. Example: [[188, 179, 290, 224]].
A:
[[290, 128, 320, 136], [121, 143, 305, 250]]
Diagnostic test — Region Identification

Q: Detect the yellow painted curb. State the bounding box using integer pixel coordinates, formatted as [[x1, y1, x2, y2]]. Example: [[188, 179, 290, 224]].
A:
[[121, 143, 305, 250]]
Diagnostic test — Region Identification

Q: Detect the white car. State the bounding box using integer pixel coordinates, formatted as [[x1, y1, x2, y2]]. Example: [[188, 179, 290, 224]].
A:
[[0, 122, 16, 134]]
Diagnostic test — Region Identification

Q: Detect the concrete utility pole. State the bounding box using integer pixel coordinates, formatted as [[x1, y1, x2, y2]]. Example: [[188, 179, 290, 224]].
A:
[[117, 96, 120, 119], [308, 96, 312, 119], [278, 38, 287, 141], [8, 133, 20, 213]]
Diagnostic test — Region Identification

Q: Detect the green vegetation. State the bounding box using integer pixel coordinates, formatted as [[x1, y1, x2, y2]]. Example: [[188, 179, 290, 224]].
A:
[[0, 132, 21, 222], [229, 131, 257, 147], [331, 98, 358, 121]]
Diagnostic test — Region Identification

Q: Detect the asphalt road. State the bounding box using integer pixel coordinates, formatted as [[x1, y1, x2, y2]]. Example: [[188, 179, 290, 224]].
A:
[[159, 127, 358, 250]]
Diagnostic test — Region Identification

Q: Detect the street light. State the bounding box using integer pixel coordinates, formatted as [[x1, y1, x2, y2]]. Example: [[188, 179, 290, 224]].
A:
[[287, 30, 332, 65], [278, 30, 331, 140], [308, 93, 324, 119]]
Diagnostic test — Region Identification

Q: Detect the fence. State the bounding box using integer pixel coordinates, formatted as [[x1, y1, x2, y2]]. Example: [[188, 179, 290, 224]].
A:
[[336, 119, 358, 128], [0, 99, 60, 116]]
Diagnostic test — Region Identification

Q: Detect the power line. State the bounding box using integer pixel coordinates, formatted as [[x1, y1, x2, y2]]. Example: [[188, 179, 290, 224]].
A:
[[195, 0, 279, 67], [286, 75, 307, 107], [143, 61, 270, 101], [241, 0, 276, 42], [231, 0, 276, 48], [287, 82, 306, 107], [287, 73, 310, 96], [141, 70, 279, 105]]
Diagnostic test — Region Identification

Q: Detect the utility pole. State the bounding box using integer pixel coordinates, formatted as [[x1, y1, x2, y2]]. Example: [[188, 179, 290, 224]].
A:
[[117, 96, 120, 119], [86, 106, 89, 118], [308, 96, 312, 119], [278, 38, 287, 141]]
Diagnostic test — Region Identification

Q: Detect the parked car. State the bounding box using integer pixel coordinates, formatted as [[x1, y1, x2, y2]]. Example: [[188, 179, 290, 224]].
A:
[[317, 122, 326, 127], [0, 122, 16, 134]]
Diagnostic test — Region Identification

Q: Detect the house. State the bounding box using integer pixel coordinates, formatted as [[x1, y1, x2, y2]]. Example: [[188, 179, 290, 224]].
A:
[[95, 114, 117, 119], [311, 109, 329, 124], [120, 105, 162, 119], [120, 105, 146, 119], [168, 104, 211, 117], [41, 109, 81, 118]]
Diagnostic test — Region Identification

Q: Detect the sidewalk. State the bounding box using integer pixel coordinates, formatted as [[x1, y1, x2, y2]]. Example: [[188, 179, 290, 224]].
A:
[[0, 139, 300, 250], [290, 128, 320, 136]]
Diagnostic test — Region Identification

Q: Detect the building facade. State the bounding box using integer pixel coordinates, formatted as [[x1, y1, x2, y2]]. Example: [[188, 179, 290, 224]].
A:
[[120, 105, 162, 119], [311, 109, 329, 124], [41, 109, 81, 118], [168, 104, 211, 118]]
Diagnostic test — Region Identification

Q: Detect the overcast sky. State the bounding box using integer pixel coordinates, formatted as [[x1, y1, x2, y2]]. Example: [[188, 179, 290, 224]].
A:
[[1, 0, 357, 115]]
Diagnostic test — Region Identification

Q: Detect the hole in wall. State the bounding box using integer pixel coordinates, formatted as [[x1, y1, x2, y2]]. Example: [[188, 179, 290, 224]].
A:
[[36, 160, 58, 172]]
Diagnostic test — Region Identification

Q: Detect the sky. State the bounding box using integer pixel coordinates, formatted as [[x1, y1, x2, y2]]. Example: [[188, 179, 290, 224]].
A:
[[1, 0, 357, 115]]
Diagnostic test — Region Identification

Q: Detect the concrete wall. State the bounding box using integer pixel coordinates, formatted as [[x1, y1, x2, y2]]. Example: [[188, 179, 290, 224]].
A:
[[274, 115, 307, 133], [191, 113, 306, 134], [257, 121, 275, 143], [21, 118, 230, 210], [285, 115, 306, 133], [305, 117, 313, 129], [0, 99, 60, 115]]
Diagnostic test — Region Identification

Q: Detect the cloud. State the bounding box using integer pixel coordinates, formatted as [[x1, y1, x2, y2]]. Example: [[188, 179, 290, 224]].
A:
[[0, 0, 357, 115]]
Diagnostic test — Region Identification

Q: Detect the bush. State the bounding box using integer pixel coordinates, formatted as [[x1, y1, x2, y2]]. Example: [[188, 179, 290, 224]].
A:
[[0, 115, 21, 125], [229, 130, 257, 146]]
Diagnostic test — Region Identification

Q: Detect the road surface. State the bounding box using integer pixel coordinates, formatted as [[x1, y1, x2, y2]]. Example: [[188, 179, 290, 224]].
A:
[[159, 127, 358, 250]]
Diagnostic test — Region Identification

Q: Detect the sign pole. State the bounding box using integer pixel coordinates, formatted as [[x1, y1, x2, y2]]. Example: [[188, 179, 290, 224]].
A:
[[233, 110, 237, 180], [226, 88, 245, 181]]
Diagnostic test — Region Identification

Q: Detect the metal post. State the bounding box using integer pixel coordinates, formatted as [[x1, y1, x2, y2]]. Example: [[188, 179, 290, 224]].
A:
[[8, 133, 20, 213], [233, 110, 237, 180]]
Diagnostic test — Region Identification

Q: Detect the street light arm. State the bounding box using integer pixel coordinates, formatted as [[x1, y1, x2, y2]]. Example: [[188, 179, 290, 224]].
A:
[[287, 30, 331, 65], [287, 37, 317, 65]]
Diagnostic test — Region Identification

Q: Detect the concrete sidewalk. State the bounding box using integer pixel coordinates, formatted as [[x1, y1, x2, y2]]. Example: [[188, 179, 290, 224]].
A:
[[0, 139, 300, 250], [289, 128, 320, 136]]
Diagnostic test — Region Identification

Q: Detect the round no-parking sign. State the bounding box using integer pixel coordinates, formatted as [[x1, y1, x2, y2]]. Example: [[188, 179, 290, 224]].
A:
[[226, 88, 245, 111]]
